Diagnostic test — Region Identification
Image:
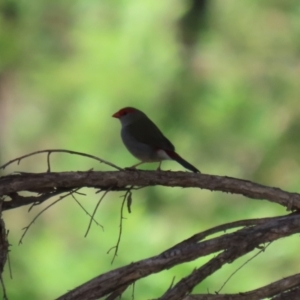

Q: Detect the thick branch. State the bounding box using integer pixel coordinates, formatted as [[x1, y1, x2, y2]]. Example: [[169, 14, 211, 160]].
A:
[[0, 171, 299, 211], [56, 214, 300, 300], [183, 274, 300, 299], [271, 286, 300, 299], [0, 204, 8, 274]]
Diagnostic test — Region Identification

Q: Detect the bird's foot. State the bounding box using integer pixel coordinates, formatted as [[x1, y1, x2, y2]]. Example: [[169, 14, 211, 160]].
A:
[[156, 167, 172, 171], [125, 166, 138, 171], [156, 162, 163, 171]]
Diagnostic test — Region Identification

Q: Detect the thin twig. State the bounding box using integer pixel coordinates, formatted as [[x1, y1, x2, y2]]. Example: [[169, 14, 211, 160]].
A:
[[217, 242, 272, 293], [167, 277, 176, 291], [70, 192, 104, 230], [126, 186, 133, 213], [19, 189, 78, 244], [84, 189, 111, 237], [6, 230, 12, 280], [132, 281, 135, 300], [105, 284, 129, 300], [0, 149, 122, 171], [108, 188, 132, 264], [73, 190, 86, 196], [0, 275, 8, 300], [47, 152, 51, 172]]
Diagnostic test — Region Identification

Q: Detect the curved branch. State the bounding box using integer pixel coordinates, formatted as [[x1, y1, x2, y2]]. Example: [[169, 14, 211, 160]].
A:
[[1, 153, 300, 299], [183, 275, 300, 299], [271, 286, 300, 299], [0, 171, 300, 211], [0, 149, 122, 171], [56, 214, 300, 300]]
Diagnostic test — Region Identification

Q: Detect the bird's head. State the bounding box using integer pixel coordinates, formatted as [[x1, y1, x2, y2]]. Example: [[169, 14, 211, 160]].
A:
[[112, 107, 145, 126], [112, 107, 137, 118]]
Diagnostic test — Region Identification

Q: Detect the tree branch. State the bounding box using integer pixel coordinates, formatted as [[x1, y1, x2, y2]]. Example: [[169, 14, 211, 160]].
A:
[[1, 152, 300, 299], [56, 214, 300, 300], [0, 171, 299, 211], [183, 274, 300, 299]]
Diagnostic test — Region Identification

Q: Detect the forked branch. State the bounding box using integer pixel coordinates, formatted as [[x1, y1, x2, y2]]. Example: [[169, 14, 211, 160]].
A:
[[56, 214, 300, 300], [1, 170, 300, 211], [1, 151, 300, 300]]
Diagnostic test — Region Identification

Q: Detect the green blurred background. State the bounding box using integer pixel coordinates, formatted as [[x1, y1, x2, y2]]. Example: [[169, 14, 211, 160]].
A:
[[1, 0, 300, 299]]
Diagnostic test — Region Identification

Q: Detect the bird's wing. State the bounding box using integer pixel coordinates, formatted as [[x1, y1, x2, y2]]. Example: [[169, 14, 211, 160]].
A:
[[125, 117, 175, 151]]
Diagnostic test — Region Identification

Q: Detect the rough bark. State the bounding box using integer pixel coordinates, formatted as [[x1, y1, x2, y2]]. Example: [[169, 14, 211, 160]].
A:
[[1, 166, 300, 299], [1, 171, 299, 211]]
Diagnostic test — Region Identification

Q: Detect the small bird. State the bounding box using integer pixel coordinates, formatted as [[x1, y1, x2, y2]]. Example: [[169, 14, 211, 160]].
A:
[[112, 107, 200, 173]]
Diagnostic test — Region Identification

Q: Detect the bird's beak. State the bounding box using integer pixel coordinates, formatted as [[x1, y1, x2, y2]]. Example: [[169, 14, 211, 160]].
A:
[[112, 112, 119, 118]]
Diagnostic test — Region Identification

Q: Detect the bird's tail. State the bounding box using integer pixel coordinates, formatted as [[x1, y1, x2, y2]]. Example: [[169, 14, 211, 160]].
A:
[[165, 150, 200, 173]]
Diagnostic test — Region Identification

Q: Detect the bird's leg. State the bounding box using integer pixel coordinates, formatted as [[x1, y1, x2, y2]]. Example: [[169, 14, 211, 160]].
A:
[[126, 161, 144, 170], [156, 162, 162, 171]]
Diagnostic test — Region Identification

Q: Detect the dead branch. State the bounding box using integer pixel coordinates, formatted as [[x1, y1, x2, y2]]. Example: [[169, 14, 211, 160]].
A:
[[0, 149, 122, 171], [0, 203, 9, 300], [55, 214, 300, 300], [271, 286, 300, 299], [84, 189, 110, 237], [3, 188, 71, 210], [1, 171, 300, 211], [18, 189, 80, 244], [70, 191, 104, 230], [183, 275, 300, 299], [1, 152, 300, 299], [107, 188, 131, 264]]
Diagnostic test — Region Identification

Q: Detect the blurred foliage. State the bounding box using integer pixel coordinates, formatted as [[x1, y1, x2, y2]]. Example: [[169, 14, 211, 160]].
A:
[[1, 0, 300, 299]]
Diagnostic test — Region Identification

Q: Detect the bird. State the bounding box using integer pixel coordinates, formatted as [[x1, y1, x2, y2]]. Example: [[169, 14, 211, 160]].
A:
[[112, 107, 200, 173]]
